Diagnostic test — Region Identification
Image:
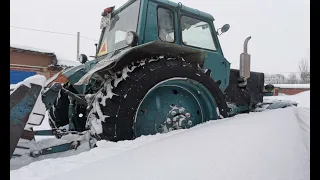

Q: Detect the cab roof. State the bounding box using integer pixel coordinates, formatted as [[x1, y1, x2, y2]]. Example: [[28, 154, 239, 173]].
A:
[[113, 0, 215, 21]]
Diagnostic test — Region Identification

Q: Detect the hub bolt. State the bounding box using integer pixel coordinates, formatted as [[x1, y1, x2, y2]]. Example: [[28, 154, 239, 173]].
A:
[[166, 118, 172, 124]]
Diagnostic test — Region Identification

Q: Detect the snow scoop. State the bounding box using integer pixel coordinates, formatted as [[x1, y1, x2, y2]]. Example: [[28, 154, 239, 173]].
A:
[[10, 83, 43, 159]]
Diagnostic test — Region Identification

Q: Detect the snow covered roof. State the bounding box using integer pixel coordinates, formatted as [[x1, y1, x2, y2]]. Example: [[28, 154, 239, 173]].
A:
[[10, 44, 81, 67], [10, 44, 55, 54], [265, 84, 310, 89]]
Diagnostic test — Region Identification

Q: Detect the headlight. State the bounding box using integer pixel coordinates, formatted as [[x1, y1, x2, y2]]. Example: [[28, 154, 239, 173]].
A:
[[125, 31, 138, 46], [78, 54, 88, 64]]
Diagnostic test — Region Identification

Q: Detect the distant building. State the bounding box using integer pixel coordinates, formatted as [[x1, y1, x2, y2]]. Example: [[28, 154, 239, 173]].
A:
[[10, 44, 81, 84], [264, 74, 286, 84], [264, 84, 310, 96]]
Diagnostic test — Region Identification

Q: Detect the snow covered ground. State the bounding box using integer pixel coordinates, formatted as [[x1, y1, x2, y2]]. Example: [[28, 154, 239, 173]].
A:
[[10, 91, 310, 180], [264, 90, 310, 108]]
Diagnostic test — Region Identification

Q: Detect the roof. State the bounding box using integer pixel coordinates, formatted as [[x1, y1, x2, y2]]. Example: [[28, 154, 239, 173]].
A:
[[10, 44, 55, 56], [154, 0, 214, 20], [10, 44, 81, 67]]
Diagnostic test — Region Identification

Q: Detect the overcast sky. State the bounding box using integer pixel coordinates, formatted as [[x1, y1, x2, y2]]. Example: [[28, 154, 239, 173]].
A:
[[10, 0, 309, 75]]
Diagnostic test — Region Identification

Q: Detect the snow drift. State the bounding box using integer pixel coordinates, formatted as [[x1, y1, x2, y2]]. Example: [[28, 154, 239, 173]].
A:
[[10, 95, 310, 180], [10, 77, 310, 180], [264, 91, 310, 108]]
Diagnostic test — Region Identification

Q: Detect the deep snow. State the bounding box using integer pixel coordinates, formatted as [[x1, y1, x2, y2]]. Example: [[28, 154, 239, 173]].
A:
[[264, 90, 310, 108], [10, 91, 310, 180]]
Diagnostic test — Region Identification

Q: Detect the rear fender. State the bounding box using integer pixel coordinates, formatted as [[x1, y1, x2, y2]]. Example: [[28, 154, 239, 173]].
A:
[[46, 64, 93, 94], [75, 40, 206, 85]]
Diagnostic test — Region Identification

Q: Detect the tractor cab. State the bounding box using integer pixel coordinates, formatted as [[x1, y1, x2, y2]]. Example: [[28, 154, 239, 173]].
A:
[[96, 0, 230, 56], [86, 0, 231, 90]]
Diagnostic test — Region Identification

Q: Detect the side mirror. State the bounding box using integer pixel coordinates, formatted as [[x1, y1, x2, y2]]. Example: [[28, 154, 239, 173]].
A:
[[217, 24, 230, 36], [78, 54, 88, 64]]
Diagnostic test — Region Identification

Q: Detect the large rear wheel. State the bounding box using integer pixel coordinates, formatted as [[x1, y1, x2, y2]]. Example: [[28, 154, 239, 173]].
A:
[[87, 57, 229, 141]]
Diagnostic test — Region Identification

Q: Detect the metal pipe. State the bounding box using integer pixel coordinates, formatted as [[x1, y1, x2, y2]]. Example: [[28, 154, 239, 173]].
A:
[[77, 32, 80, 61], [243, 36, 251, 54], [239, 36, 252, 86], [95, 43, 98, 58]]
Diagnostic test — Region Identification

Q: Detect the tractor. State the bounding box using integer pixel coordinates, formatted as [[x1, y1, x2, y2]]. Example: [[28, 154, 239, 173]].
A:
[[10, 0, 295, 159]]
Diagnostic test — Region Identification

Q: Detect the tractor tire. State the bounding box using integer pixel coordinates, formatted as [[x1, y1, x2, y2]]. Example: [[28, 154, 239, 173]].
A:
[[87, 57, 229, 142], [48, 88, 69, 129]]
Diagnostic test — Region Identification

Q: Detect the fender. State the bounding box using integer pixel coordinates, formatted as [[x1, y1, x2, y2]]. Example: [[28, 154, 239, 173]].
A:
[[75, 40, 206, 85]]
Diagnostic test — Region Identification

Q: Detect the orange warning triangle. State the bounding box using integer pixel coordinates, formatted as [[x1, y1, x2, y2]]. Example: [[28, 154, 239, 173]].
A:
[[97, 40, 108, 56], [100, 42, 107, 52]]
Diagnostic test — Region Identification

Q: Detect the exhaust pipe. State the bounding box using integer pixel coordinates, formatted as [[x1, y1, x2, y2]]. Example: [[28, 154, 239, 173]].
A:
[[239, 36, 251, 87]]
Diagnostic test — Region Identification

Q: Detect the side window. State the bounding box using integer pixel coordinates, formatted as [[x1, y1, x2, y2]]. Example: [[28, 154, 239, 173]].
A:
[[181, 16, 217, 50], [157, 8, 175, 42]]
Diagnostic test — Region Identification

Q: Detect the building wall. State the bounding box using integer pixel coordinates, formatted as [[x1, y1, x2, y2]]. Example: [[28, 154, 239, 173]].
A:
[[264, 87, 309, 96], [279, 88, 310, 95], [10, 70, 37, 84], [10, 49, 53, 67], [265, 74, 286, 84], [10, 49, 64, 84]]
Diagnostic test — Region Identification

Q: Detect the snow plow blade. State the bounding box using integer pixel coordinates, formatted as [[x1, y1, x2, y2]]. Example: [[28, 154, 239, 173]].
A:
[[254, 99, 298, 112], [10, 83, 43, 159]]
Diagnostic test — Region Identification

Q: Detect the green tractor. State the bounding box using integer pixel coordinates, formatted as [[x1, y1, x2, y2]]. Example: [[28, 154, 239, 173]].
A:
[[10, 0, 295, 158]]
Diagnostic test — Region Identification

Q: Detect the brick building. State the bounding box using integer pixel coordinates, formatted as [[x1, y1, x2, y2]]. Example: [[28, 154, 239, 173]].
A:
[[10, 44, 80, 84], [265, 74, 286, 84], [266, 84, 310, 96]]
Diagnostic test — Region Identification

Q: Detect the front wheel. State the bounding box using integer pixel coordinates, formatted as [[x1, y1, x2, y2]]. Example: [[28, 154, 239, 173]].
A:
[[87, 57, 229, 141]]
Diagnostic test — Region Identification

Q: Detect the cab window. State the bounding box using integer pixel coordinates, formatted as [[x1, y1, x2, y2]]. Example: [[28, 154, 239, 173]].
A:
[[157, 8, 175, 42], [181, 16, 216, 50]]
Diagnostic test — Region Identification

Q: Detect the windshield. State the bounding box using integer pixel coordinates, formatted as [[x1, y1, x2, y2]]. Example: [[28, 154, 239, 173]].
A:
[[97, 0, 141, 57]]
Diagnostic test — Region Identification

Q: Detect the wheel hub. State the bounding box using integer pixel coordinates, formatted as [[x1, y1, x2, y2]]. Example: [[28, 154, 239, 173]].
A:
[[158, 105, 193, 133]]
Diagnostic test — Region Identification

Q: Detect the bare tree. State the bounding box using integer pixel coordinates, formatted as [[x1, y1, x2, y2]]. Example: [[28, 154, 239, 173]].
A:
[[298, 55, 310, 84], [286, 73, 299, 84]]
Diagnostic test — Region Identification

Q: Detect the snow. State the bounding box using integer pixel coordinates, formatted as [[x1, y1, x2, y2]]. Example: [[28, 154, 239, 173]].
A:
[[10, 83, 20, 91], [264, 91, 310, 108], [20, 74, 47, 88], [10, 75, 47, 95], [56, 59, 81, 67], [10, 91, 310, 180], [11, 44, 54, 54], [266, 84, 310, 89]]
